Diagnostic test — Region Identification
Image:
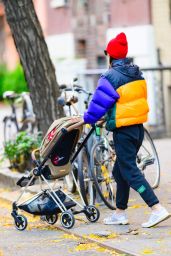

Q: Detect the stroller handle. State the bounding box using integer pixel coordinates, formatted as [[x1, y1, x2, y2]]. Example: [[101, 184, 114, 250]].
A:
[[64, 118, 105, 133], [65, 119, 85, 132], [96, 118, 106, 127], [31, 148, 40, 166]]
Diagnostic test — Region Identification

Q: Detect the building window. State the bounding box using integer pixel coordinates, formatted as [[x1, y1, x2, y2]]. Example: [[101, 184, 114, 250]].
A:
[[76, 39, 86, 58], [97, 56, 106, 68], [50, 0, 68, 9], [79, 0, 88, 5], [0, 16, 3, 30]]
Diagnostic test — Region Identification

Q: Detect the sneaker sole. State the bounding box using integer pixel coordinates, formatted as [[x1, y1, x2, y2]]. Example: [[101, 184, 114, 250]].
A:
[[142, 213, 171, 228], [104, 220, 129, 225]]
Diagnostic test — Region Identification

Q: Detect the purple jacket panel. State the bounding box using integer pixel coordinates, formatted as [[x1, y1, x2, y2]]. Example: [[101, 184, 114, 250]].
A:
[[83, 76, 120, 124], [92, 90, 115, 108]]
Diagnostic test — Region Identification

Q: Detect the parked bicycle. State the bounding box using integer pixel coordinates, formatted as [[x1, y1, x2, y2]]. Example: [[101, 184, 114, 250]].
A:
[[3, 91, 37, 142]]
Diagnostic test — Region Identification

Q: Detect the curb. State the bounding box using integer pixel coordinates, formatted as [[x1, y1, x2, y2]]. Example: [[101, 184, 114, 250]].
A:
[[56, 225, 138, 256], [0, 167, 22, 188]]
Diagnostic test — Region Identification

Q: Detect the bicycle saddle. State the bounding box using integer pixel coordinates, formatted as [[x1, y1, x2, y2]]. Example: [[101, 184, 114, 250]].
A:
[[3, 91, 19, 100]]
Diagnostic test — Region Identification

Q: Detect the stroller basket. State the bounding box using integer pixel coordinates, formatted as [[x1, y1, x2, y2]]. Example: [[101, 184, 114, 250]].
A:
[[18, 190, 76, 215]]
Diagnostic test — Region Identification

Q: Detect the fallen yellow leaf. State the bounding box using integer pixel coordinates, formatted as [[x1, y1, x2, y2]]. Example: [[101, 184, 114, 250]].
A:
[[142, 249, 154, 254], [75, 242, 120, 255], [107, 233, 118, 239], [96, 247, 106, 253], [75, 242, 95, 251], [129, 204, 145, 209], [128, 198, 136, 202], [60, 234, 79, 240]]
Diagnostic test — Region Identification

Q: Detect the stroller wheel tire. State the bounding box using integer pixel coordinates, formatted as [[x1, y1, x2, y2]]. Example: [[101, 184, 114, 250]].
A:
[[60, 211, 75, 229], [85, 205, 100, 223], [44, 214, 58, 225], [14, 214, 28, 231]]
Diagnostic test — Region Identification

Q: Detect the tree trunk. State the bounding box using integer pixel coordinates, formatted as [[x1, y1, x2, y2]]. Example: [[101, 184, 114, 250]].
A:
[[2, 0, 63, 134]]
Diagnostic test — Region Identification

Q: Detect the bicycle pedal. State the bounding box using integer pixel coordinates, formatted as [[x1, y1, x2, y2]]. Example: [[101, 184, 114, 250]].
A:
[[144, 158, 155, 166]]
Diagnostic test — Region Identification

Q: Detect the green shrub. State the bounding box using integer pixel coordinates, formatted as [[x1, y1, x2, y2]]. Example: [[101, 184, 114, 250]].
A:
[[3, 131, 42, 172], [4, 131, 42, 161], [0, 64, 28, 100]]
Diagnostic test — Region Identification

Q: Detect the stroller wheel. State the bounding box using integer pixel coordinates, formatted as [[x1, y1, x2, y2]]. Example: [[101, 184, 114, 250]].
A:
[[14, 215, 28, 231], [85, 205, 100, 223], [44, 214, 58, 225], [60, 211, 75, 229]]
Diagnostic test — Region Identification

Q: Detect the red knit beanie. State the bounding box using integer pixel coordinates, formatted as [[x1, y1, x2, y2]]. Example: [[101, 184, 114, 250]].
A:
[[105, 32, 128, 59]]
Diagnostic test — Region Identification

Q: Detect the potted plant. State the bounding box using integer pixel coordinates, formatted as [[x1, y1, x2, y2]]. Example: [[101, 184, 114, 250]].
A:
[[3, 131, 42, 173]]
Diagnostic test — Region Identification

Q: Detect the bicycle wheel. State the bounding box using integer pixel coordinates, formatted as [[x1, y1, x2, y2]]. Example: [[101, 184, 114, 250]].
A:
[[90, 140, 116, 210], [137, 128, 160, 189], [77, 147, 95, 206], [3, 117, 18, 142]]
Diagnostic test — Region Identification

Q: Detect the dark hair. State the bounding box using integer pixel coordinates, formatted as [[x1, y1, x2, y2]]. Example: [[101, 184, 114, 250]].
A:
[[109, 56, 115, 64], [104, 50, 116, 65]]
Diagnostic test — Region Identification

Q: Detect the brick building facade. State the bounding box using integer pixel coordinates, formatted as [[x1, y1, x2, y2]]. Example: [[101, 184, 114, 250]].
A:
[[0, 0, 155, 70]]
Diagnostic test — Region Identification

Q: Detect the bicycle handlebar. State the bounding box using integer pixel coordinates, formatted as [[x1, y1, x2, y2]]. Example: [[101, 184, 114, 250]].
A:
[[57, 83, 93, 110], [59, 84, 67, 90], [59, 84, 92, 96]]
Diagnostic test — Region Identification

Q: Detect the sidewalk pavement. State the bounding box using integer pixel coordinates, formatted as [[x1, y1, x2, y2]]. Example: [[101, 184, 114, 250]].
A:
[[0, 138, 171, 256]]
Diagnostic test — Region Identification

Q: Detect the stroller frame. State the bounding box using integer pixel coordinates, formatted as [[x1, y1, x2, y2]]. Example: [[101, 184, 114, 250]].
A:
[[11, 122, 100, 230]]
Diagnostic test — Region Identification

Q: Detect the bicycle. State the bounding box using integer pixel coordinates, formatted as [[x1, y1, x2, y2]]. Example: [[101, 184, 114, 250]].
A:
[[3, 91, 37, 142], [79, 122, 115, 207]]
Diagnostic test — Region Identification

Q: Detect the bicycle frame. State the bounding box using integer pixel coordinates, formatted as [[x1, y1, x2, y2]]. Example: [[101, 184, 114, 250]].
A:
[[3, 100, 19, 132]]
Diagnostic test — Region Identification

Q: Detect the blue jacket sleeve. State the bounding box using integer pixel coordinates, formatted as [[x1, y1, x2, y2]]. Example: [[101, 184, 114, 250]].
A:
[[83, 76, 120, 124]]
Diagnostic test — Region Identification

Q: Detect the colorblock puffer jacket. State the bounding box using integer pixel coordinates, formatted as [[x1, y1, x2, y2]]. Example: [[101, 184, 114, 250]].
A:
[[83, 58, 149, 130]]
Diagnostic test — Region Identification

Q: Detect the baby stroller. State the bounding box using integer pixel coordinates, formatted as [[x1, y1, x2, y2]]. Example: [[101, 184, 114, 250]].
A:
[[11, 116, 100, 230]]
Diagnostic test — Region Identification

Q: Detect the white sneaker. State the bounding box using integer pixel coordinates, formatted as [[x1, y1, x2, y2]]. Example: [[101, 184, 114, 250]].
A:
[[142, 207, 170, 228], [103, 212, 129, 225]]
